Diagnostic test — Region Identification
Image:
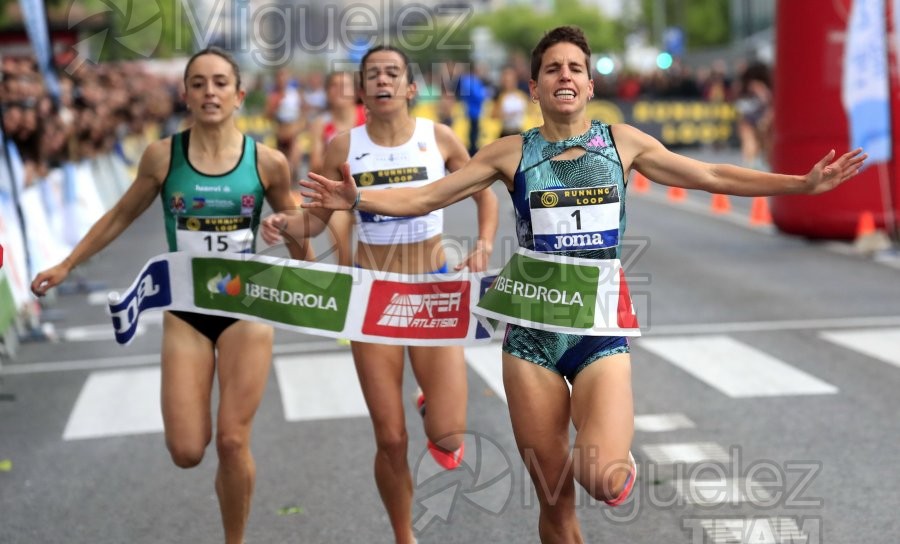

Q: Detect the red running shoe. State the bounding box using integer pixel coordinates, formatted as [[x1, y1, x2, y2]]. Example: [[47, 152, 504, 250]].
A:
[[427, 440, 465, 470]]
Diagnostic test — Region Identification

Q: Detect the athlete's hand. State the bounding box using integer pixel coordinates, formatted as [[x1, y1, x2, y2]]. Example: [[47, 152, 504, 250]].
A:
[[31, 261, 72, 297], [455, 240, 492, 273], [261, 213, 289, 245], [299, 162, 358, 210], [803, 148, 867, 194]]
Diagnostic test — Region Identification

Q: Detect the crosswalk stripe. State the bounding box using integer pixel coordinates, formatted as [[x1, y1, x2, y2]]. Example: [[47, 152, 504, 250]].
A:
[[642, 442, 730, 465], [673, 477, 773, 506], [63, 323, 146, 342], [62, 367, 163, 440], [464, 343, 506, 403], [273, 353, 369, 422], [820, 327, 900, 368], [634, 413, 695, 433], [692, 517, 814, 544], [637, 335, 838, 398]]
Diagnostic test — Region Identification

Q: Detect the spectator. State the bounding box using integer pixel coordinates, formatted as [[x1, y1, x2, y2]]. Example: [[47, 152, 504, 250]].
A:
[[492, 66, 529, 137]]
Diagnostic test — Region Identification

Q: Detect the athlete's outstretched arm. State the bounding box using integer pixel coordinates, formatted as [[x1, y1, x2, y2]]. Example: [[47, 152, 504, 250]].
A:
[[435, 122, 499, 272], [31, 139, 169, 296], [300, 136, 521, 217], [613, 124, 867, 196], [260, 131, 348, 246]]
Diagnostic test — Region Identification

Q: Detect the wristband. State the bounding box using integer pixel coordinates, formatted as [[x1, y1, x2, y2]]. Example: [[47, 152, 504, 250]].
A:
[[350, 192, 361, 210]]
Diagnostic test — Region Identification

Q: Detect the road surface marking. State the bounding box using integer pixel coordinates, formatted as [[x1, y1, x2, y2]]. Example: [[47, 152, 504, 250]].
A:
[[637, 335, 838, 397], [642, 442, 730, 465], [274, 352, 368, 421], [820, 327, 900, 369], [634, 413, 695, 433], [63, 367, 162, 440], [465, 343, 506, 403]]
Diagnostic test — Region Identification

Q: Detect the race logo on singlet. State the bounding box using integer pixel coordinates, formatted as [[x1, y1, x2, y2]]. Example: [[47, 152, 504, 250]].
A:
[[352, 167, 430, 223], [529, 185, 620, 252], [352, 167, 428, 188], [170, 192, 186, 214], [240, 194, 256, 216], [363, 280, 471, 339]]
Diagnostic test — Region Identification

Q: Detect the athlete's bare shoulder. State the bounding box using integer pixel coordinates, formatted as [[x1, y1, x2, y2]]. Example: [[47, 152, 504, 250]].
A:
[[325, 129, 352, 159], [137, 137, 174, 185], [255, 140, 289, 170], [253, 141, 291, 189]]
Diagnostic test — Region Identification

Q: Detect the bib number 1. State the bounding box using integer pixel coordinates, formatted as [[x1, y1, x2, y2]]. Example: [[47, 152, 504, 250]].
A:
[[529, 186, 621, 252]]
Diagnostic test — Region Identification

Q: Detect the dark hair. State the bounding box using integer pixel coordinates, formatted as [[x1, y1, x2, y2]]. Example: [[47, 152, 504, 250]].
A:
[[184, 46, 242, 90], [530, 26, 592, 81], [325, 70, 360, 107], [359, 45, 414, 86], [325, 70, 356, 89]]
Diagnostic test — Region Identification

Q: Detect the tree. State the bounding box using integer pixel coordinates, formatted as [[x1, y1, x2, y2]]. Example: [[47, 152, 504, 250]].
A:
[[75, 0, 195, 61], [472, 0, 625, 57], [639, 0, 731, 49]]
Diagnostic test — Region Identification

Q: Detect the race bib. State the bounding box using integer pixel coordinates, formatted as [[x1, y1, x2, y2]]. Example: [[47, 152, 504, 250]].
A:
[[176, 216, 253, 254], [354, 167, 430, 224], [529, 186, 620, 252]]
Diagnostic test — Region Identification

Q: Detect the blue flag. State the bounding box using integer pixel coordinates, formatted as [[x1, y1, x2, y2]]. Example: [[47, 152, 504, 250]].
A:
[[841, 0, 891, 165], [18, 0, 61, 101]]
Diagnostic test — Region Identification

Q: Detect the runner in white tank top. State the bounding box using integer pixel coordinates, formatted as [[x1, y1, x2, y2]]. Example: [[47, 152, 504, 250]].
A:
[[261, 46, 498, 544]]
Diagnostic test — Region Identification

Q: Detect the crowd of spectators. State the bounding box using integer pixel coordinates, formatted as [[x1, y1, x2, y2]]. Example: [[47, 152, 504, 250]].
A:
[[1, 50, 773, 186], [1, 56, 182, 186]]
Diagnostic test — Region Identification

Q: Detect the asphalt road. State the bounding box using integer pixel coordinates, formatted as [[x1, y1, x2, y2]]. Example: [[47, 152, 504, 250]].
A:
[[2, 148, 899, 544]]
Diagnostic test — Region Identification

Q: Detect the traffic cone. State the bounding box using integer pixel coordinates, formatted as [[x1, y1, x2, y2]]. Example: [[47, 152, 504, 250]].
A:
[[854, 211, 891, 254], [631, 172, 650, 193], [667, 186, 687, 202], [749, 197, 772, 226], [855, 211, 876, 238], [710, 193, 731, 214]]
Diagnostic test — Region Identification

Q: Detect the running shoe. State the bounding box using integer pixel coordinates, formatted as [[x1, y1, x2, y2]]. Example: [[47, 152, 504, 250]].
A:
[[427, 440, 465, 471], [604, 451, 636, 507], [415, 389, 464, 470], [416, 389, 426, 418]]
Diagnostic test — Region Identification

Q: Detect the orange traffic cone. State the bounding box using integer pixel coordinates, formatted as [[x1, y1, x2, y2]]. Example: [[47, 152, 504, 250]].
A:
[[710, 193, 731, 214], [667, 186, 687, 202], [854, 211, 891, 254], [749, 197, 772, 226], [631, 172, 650, 193], [855, 211, 876, 238]]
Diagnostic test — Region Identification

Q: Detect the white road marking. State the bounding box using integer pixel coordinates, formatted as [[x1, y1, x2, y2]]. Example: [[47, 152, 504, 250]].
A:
[[820, 327, 900, 368], [634, 413, 695, 433], [641, 442, 730, 465], [273, 352, 368, 421], [464, 343, 506, 403], [637, 335, 838, 397], [688, 517, 816, 544], [62, 367, 162, 440], [674, 477, 774, 506]]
